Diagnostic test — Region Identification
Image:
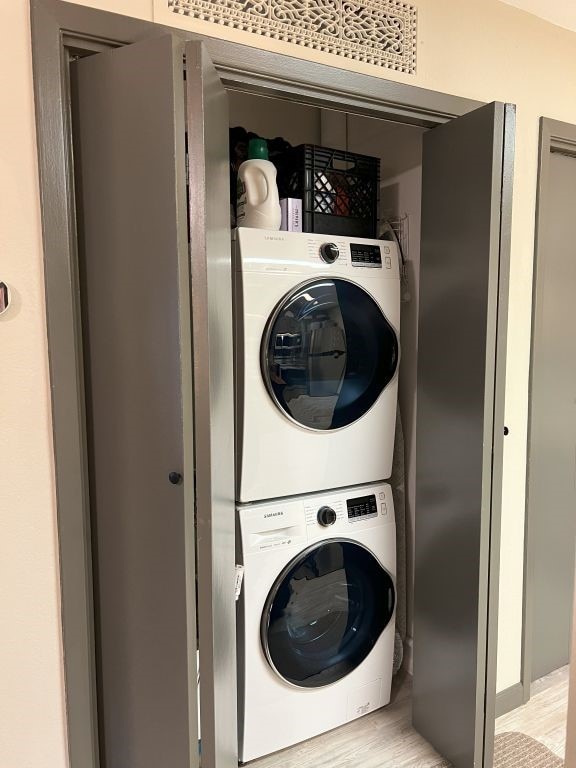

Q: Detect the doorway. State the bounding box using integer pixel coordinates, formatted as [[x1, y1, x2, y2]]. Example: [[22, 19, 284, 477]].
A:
[[488, 117, 576, 765], [529, 148, 576, 683], [31, 3, 512, 767]]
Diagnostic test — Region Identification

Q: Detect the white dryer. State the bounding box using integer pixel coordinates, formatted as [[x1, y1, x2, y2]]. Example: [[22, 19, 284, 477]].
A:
[[234, 228, 400, 503], [237, 482, 396, 763]]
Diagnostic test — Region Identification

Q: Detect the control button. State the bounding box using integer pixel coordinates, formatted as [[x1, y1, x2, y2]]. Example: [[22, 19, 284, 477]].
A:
[[381, 503, 387, 516], [320, 243, 340, 264], [379, 492, 385, 500], [385, 256, 392, 268], [384, 246, 391, 254], [317, 505, 337, 527]]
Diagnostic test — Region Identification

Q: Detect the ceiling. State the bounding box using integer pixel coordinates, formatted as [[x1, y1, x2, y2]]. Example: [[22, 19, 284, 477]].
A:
[[500, 0, 576, 32]]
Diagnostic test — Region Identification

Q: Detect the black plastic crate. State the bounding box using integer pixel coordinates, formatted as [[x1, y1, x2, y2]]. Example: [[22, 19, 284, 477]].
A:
[[277, 144, 380, 238]]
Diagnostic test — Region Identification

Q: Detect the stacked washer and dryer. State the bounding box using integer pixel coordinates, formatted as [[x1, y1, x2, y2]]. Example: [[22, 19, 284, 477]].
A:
[[233, 228, 401, 763]]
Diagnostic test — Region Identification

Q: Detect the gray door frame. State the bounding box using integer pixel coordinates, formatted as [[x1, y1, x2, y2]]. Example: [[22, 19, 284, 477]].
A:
[[29, 1, 505, 766], [521, 117, 576, 706]]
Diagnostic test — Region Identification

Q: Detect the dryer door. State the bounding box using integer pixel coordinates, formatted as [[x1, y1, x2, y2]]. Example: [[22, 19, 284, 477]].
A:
[[261, 540, 395, 688], [262, 278, 398, 430]]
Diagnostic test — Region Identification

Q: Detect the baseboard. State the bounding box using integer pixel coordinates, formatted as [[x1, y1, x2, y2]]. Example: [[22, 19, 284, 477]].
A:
[[495, 682, 525, 718]]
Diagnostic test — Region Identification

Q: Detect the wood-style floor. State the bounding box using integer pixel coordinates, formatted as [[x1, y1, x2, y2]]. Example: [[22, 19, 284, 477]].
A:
[[250, 669, 447, 768], [249, 665, 570, 767], [495, 665, 569, 760]]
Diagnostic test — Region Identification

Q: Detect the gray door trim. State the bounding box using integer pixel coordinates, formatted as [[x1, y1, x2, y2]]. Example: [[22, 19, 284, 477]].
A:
[[484, 103, 516, 765], [30, 3, 100, 766], [194, 39, 481, 125], [185, 41, 237, 768], [522, 117, 576, 705], [29, 2, 494, 767]]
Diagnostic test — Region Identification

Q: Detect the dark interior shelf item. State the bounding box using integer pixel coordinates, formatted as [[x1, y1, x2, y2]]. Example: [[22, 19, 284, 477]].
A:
[[277, 144, 380, 238]]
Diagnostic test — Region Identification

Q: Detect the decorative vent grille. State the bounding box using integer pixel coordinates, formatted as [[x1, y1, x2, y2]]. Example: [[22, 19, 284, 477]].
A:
[[168, 0, 417, 73]]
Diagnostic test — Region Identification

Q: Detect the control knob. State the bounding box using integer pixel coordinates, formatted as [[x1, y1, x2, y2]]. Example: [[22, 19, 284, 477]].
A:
[[320, 242, 339, 264], [317, 506, 337, 527]]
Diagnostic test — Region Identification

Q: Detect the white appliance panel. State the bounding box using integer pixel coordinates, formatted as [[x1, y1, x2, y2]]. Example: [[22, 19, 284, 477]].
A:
[[235, 229, 401, 502], [237, 482, 396, 762]]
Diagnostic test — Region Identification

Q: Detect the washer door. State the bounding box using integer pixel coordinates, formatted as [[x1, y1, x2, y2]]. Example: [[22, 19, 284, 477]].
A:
[[261, 540, 395, 688], [262, 278, 398, 430]]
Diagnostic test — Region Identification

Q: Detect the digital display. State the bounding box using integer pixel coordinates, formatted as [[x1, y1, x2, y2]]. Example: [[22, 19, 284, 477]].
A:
[[347, 494, 378, 520], [351, 244, 382, 267]]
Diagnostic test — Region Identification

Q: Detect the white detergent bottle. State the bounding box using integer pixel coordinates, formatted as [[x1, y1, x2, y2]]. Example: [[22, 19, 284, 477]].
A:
[[237, 138, 282, 230]]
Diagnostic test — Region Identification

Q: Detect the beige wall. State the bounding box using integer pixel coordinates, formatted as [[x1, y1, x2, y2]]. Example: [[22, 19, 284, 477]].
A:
[[501, 0, 576, 32], [4, 0, 576, 764]]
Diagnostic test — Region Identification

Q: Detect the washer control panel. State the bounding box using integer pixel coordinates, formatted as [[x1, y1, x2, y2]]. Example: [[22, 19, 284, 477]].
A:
[[302, 483, 392, 539], [346, 494, 378, 521], [239, 482, 394, 553], [317, 505, 337, 527]]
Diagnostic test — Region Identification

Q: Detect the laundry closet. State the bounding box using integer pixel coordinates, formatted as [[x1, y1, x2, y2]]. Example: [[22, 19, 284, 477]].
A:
[[64, 28, 511, 768], [229, 91, 424, 765]]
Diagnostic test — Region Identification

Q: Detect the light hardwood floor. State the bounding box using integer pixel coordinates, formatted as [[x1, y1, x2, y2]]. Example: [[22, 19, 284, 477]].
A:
[[250, 670, 448, 768], [495, 665, 569, 760]]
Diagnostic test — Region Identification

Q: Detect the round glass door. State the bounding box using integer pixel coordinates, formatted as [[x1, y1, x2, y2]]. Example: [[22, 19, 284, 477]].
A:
[[262, 278, 398, 430], [261, 540, 395, 688]]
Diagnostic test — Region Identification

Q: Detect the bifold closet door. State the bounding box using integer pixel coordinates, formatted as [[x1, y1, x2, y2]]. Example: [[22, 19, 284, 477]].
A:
[[72, 36, 235, 768], [414, 102, 514, 768]]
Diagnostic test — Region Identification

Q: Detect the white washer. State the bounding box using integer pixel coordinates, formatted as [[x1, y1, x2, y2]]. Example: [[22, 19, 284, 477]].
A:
[[234, 228, 400, 503], [237, 481, 396, 763]]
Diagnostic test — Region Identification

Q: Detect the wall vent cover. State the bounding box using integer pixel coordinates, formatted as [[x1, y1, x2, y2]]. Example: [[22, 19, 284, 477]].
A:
[[167, 0, 417, 73]]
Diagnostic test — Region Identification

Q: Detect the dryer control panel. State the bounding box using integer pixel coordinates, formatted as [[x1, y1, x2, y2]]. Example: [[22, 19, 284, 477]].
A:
[[235, 228, 400, 279], [350, 243, 382, 267]]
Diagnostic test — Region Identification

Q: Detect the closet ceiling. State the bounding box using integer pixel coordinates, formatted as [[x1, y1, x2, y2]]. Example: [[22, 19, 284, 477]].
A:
[[500, 0, 576, 32]]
